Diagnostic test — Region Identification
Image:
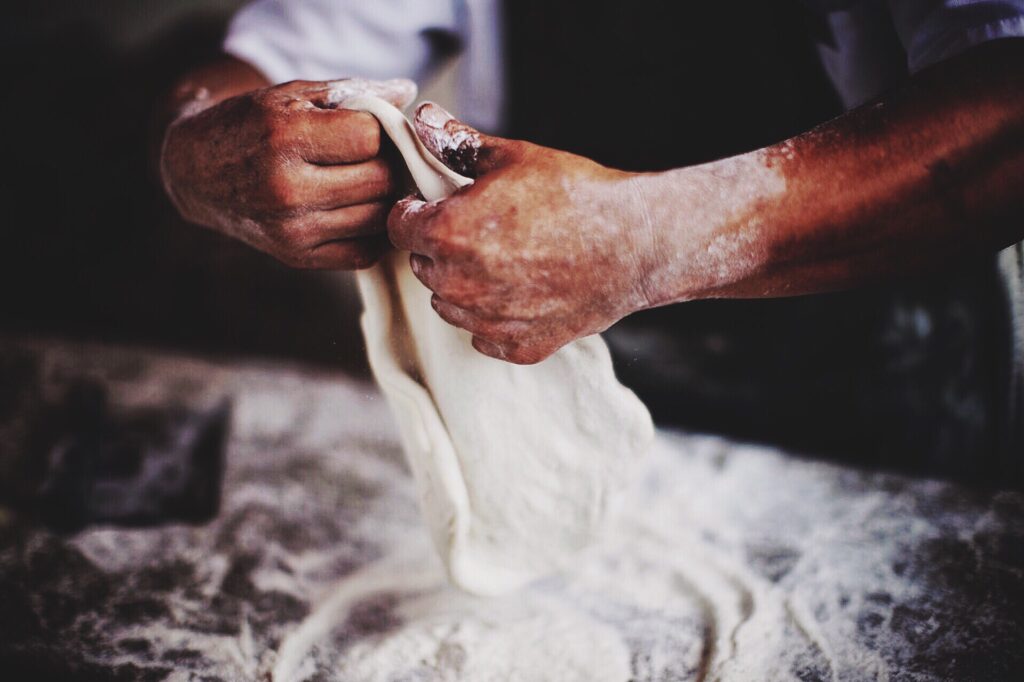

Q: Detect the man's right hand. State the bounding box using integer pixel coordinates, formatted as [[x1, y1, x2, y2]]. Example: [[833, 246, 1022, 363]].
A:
[[160, 77, 417, 269]]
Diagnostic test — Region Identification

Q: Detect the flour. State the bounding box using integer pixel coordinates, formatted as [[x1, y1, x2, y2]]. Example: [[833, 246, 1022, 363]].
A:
[[323, 78, 417, 110], [636, 150, 787, 304], [335, 576, 632, 682], [269, 432, 938, 681], [33, 342, 1008, 681]]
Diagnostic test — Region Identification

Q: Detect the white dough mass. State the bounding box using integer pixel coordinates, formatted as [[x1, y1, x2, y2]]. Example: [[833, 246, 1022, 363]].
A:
[[342, 96, 654, 595]]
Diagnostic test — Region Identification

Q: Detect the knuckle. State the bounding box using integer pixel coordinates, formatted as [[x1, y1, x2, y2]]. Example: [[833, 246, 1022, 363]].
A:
[[275, 247, 307, 269], [278, 215, 301, 235], [265, 116, 294, 150], [343, 112, 381, 156], [357, 120, 381, 156], [437, 216, 480, 257], [430, 226, 464, 259], [266, 128, 288, 152], [265, 169, 301, 208], [367, 157, 392, 185], [251, 94, 279, 125], [272, 216, 309, 248]]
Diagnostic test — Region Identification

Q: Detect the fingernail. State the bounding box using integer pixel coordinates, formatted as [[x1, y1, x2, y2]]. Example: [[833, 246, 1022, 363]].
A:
[[410, 254, 430, 276], [415, 102, 454, 129], [472, 337, 505, 360]]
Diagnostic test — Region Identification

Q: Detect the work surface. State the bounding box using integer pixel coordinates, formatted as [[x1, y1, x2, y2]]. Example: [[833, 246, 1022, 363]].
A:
[[1, 339, 1022, 681]]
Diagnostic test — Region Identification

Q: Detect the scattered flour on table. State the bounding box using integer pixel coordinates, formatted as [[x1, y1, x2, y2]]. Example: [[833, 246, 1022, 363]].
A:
[[40, 347, 1010, 681], [269, 432, 945, 681]]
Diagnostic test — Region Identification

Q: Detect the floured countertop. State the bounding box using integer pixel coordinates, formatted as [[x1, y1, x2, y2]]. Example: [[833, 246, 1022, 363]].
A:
[[0, 337, 1022, 681]]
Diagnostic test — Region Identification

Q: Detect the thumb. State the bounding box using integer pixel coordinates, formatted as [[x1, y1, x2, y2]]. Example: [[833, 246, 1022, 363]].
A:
[[413, 102, 511, 178]]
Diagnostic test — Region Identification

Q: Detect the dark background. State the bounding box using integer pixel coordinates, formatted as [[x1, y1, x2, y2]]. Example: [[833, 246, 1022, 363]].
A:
[[0, 1, 1013, 484], [0, 0, 368, 371]]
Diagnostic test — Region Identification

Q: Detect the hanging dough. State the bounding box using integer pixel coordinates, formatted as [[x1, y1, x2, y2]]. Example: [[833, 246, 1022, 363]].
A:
[[342, 95, 654, 596]]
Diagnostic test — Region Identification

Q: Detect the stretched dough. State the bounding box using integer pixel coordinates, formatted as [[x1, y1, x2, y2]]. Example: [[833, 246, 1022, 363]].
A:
[[345, 96, 654, 595]]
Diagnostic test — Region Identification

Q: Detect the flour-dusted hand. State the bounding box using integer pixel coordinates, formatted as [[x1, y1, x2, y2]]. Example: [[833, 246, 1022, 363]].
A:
[[161, 78, 416, 269], [387, 103, 657, 364]]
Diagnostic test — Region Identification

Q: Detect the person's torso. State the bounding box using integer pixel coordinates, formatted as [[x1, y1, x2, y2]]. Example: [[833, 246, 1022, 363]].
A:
[[501, 0, 842, 169]]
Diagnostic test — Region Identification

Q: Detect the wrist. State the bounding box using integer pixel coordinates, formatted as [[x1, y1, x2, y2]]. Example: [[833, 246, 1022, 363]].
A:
[[621, 174, 662, 312], [150, 55, 269, 183], [629, 151, 785, 307], [623, 169, 710, 310]]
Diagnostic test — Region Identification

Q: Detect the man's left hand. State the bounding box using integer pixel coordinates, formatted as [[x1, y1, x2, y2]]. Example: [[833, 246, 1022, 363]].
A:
[[387, 103, 655, 364]]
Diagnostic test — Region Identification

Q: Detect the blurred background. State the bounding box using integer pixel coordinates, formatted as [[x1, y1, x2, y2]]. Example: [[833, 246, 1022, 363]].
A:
[[0, 0, 372, 372], [0, 0, 1014, 484]]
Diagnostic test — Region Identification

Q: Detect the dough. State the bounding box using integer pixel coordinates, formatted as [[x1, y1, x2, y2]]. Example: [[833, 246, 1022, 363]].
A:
[[342, 96, 654, 595]]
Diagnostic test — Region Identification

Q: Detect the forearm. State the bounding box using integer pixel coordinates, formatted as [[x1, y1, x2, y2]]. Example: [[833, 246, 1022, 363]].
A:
[[149, 55, 270, 175], [636, 38, 1024, 306]]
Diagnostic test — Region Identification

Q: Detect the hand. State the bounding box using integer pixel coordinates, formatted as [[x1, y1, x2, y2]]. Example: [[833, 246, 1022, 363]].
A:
[[160, 78, 416, 269], [388, 104, 655, 364]]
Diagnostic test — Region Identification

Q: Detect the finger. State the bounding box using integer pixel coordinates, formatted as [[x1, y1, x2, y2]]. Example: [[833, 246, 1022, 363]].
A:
[[434, 298, 541, 363], [291, 108, 383, 164], [313, 202, 390, 240], [471, 336, 507, 361], [471, 336, 554, 365], [296, 234, 389, 270], [280, 202, 388, 249], [387, 196, 444, 254], [413, 102, 511, 178], [299, 158, 394, 208], [274, 158, 391, 211], [433, 296, 539, 359], [430, 294, 484, 333]]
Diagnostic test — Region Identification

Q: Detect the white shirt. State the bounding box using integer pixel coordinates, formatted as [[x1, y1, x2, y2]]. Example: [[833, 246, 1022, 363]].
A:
[[224, 0, 1024, 131]]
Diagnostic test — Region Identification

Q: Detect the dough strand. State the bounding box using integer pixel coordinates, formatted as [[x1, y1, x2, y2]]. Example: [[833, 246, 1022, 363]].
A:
[[343, 96, 654, 595]]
